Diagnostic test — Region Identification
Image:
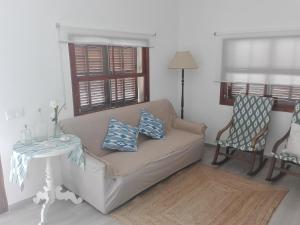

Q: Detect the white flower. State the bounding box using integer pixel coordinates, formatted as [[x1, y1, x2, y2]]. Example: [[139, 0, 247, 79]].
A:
[[49, 100, 58, 109]]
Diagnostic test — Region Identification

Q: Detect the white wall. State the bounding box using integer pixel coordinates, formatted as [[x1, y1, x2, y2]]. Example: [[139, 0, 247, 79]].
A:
[[177, 0, 300, 149], [0, 0, 179, 205]]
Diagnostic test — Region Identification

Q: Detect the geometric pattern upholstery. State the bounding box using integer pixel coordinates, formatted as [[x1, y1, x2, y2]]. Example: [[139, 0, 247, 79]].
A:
[[272, 150, 300, 165], [291, 101, 300, 124], [138, 109, 166, 139], [102, 118, 139, 152], [272, 101, 300, 164], [218, 95, 274, 152]]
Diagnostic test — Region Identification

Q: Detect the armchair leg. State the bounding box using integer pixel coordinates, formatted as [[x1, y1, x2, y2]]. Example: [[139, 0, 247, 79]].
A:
[[212, 146, 230, 165], [247, 152, 256, 175], [212, 144, 220, 165], [266, 157, 276, 181], [266, 159, 290, 182], [247, 151, 267, 176]]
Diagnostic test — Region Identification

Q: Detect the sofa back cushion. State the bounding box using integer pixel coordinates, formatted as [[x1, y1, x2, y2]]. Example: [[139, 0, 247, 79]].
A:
[[60, 99, 176, 158], [138, 109, 166, 139], [102, 118, 139, 152]]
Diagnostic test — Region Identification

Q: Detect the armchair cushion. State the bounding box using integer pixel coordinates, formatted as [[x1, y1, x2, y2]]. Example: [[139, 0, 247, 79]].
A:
[[272, 151, 300, 165], [218, 95, 273, 152], [217, 139, 264, 152]]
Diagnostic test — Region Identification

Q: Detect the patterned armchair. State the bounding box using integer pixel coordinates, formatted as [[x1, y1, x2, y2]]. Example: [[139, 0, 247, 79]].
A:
[[266, 102, 300, 181], [212, 95, 274, 175]]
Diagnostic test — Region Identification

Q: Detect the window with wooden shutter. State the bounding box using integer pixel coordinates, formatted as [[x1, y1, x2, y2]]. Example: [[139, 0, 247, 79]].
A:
[[219, 36, 300, 112], [69, 44, 149, 116], [220, 83, 300, 112]]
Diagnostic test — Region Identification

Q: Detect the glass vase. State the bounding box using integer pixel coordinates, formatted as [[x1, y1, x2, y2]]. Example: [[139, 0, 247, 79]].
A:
[[52, 123, 61, 138]]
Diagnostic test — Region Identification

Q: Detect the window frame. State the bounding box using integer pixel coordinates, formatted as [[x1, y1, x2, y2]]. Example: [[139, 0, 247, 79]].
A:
[[68, 43, 150, 116], [219, 82, 296, 112]]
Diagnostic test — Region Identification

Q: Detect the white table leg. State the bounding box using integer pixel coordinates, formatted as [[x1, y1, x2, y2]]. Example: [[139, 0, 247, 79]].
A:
[[33, 157, 83, 225], [33, 158, 56, 225], [33, 187, 49, 204], [38, 198, 50, 225], [55, 186, 83, 204]]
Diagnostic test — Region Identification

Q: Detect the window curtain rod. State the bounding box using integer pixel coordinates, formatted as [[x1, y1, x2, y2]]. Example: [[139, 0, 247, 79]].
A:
[[56, 23, 156, 47], [213, 28, 300, 37]]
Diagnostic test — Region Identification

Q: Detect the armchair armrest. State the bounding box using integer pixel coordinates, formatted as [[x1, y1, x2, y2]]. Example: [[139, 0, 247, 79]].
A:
[[173, 118, 207, 136], [272, 129, 290, 153], [216, 117, 233, 141], [250, 127, 269, 150]]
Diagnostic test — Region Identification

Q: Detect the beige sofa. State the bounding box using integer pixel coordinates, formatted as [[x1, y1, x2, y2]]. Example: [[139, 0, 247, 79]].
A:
[[60, 99, 206, 214]]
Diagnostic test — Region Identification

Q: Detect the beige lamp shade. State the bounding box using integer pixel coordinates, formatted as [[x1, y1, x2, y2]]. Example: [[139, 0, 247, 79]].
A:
[[168, 51, 198, 69]]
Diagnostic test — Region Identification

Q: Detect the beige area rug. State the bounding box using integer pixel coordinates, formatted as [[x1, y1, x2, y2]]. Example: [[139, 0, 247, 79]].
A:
[[111, 164, 287, 225]]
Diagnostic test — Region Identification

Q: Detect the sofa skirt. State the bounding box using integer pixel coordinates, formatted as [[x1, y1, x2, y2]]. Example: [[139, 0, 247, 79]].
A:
[[61, 139, 205, 214]]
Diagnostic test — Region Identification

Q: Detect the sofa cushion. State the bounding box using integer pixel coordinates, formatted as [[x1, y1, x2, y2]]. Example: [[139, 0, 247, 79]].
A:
[[102, 118, 139, 152], [100, 128, 204, 176], [139, 109, 166, 139], [60, 99, 176, 159]]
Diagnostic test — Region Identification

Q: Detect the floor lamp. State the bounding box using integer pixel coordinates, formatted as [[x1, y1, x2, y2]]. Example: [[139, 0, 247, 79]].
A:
[[168, 51, 198, 119]]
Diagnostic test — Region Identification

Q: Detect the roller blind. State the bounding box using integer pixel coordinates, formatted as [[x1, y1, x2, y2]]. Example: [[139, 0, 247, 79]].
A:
[[221, 36, 300, 86]]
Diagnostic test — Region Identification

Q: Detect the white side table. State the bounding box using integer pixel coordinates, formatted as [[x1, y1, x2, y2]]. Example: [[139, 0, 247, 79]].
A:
[[10, 134, 85, 225]]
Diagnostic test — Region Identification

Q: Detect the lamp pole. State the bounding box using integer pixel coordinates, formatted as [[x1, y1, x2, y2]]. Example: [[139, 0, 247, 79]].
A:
[[181, 69, 184, 119]]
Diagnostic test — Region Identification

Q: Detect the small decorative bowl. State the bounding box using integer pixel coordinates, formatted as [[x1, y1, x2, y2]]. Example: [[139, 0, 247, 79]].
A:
[[60, 135, 71, 142]]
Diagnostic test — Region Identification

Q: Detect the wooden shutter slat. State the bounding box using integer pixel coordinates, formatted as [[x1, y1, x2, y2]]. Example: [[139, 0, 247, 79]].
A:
[[109, 47, 122, 73], [110, 79, 116, 102], [271, 85, 291, 99], [110, 79, 124, 102], [79, 81, 90, 107], [90, 80, 106, 105], [74, 45, 105, 76], [231, 83, 247, 96], [110, 78, 136, 102], [74, 46, 88, 74], [124, 78, 137, 100], [87, 46, 104, 74], [248, 84, 265, 96], [291, 87, 300, 100], [109, 47, 137, 74]]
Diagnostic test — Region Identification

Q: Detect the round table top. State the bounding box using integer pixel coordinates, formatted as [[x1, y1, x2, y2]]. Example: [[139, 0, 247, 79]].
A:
[[13, 134, 82, 159]]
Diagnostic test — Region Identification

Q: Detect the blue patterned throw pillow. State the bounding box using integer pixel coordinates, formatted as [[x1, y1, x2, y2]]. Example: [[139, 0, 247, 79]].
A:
[[102, 118, 139, 152], [138, 110, 166, 139]]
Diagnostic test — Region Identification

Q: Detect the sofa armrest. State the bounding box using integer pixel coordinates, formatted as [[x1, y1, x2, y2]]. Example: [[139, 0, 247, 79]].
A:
[[173, 118, 207, 136]]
